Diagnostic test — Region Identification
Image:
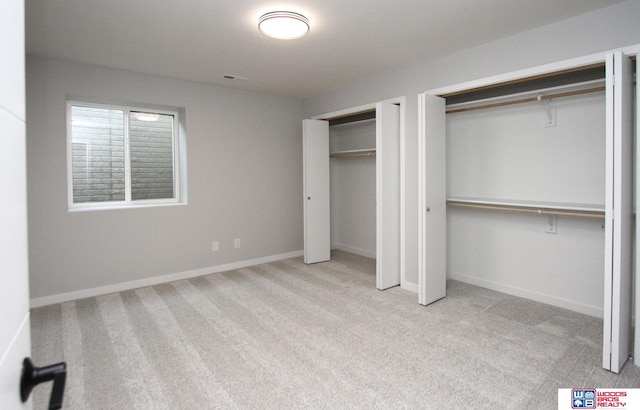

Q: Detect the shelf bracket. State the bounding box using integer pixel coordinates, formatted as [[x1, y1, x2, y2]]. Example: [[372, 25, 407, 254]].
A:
[[545, 214, 557, 234], [537, 94, 556, 127]]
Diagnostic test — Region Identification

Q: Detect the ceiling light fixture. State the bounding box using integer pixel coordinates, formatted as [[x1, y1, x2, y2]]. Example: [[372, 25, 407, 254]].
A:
[[258, 11, 309, 40]]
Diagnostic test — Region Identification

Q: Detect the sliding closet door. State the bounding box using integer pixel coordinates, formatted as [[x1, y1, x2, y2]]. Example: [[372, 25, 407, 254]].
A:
[[418, 94, 446, 305], [603, 51, 633, 373], [303, 119, 331, 264], [376, 102, 401, 289]]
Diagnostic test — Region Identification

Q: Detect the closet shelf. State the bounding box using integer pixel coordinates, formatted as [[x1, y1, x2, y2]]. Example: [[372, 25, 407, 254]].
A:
[[330, 149, 376, 158], [446, 84, 605, 114], [446, 197, 605, 219]]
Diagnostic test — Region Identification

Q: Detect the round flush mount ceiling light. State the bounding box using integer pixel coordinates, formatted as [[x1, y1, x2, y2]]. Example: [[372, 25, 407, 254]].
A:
[[258, 11, 309, 40]]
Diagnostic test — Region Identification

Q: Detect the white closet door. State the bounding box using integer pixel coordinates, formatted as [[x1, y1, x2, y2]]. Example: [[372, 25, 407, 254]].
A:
[[303, 119, 331, 264], [636, 56, 640, 368], [603, 51, 633, 373], [418, 94, 447, 305], [376, 103, 401, 289]]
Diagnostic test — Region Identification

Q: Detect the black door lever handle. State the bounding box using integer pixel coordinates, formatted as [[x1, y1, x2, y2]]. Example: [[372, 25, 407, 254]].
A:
[[21, 357, 67, 410]]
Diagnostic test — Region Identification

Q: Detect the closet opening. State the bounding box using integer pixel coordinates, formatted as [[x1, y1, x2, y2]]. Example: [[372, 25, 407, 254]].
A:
[[329, 110, 377, 262], [303, 99, 404, 291], [419, 52, 636, 373], [444, 64, 609, 314]]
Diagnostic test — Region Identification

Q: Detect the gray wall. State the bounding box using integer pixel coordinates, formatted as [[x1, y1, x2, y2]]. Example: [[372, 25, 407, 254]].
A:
[[26, 1, 640, 306], [27, 56, 303, 301], [302, 0, 640, 292]]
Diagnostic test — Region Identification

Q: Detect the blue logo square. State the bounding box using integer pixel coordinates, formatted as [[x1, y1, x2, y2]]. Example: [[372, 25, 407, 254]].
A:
[[571, 389, 596, 409]]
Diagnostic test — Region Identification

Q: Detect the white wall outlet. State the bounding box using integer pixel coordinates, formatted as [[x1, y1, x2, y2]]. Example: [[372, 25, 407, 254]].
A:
[[234, 238, 241, 248], [212, 241, 219, 252]]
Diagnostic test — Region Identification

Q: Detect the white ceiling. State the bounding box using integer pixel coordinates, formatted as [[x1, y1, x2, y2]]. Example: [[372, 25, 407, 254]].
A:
[[25, 0, 625, 99]]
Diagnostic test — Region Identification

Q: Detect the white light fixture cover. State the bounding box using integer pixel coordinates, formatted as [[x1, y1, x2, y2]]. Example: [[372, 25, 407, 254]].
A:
[[258, 11, 309, 40]]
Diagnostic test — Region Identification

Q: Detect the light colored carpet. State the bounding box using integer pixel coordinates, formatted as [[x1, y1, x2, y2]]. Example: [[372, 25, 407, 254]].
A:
[[31, 251, 640, 409]]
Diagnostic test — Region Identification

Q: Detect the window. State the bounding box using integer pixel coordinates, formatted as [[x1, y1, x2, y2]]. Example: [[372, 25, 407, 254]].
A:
[[67, 101, 184, 210]]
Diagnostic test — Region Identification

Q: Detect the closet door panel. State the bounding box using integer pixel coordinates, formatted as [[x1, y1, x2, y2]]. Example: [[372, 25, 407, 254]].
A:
[[636, 56, 640, 368], [418, 94, 447, 305], [376, 102, 401, 289], [603, 51, 633, 373], [303, 119, 331, 264]]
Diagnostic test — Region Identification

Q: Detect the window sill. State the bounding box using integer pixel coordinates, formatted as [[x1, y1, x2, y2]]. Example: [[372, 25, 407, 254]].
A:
[[68, 201, 188, 213]]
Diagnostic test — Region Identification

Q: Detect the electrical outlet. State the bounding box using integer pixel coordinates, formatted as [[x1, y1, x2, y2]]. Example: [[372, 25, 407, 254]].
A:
[[212, 241, 219, 252], [234, 238, 241, 248]]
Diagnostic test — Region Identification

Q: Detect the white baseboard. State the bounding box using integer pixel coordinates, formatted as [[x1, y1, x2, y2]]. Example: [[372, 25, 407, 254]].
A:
[[30, 250, 304, 308], [449, 271, 603, 319], [401, 281, 418, 294], [332, 244, 376, 259]]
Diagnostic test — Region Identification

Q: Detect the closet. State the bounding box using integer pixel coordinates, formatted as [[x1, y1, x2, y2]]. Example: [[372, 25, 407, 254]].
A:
[[329, 111, 376, 261], [303, 101, 402, 290], [419, 51, 636, 373]]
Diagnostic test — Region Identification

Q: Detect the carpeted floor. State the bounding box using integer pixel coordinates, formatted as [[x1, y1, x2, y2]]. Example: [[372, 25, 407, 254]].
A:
[[31, 251, 640, 409]]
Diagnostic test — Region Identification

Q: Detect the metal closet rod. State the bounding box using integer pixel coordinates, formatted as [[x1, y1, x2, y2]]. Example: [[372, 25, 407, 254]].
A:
[[445, 86, 605, 114], [329, 150, 376, 158], [447, 201, 605, 219]]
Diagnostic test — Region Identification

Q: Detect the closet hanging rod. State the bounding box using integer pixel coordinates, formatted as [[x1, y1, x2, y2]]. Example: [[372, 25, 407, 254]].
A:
[[447, 200, 605, 219], [446, 86, 605, 114], [330, 149, 376, 158]]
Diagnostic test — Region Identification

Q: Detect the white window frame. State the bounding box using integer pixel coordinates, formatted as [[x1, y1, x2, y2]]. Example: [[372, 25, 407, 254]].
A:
[[67, 100, 184, 211]]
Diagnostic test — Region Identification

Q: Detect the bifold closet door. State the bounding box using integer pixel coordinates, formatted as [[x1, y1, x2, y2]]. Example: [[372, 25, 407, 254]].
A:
[[603, 51, 633, 373], [636, 56, 640, 368], [376, 102, 401, 290], [417, 94, 446, 305], [303, 119, 331, 264]]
